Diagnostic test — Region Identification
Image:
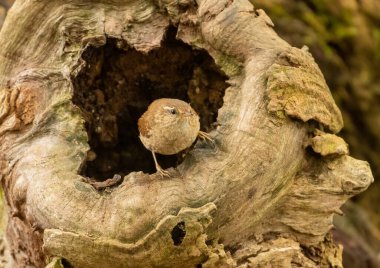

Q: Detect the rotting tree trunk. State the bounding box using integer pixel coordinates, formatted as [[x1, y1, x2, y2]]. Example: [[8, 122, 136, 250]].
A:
[[0, 0, 374, 267]]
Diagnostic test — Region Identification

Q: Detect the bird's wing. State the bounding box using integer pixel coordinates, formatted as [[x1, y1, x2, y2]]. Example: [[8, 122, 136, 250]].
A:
[[138, 112, 152, 138]]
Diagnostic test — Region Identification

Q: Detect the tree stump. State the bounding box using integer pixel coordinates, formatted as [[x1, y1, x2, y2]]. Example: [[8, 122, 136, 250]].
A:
[[0, 0, 373, 267]]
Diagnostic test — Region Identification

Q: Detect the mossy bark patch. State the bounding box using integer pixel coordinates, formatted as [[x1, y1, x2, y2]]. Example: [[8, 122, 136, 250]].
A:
[[266, 47, 343, 133], [311, 130, 349, 156]]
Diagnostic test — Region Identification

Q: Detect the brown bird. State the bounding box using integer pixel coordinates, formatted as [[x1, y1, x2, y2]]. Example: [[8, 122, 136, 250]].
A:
[[138, 98, 212, 177]]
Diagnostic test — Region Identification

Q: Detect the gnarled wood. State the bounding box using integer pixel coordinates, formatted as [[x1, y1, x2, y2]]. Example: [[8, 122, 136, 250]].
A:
[[0, 0, 373, 267]]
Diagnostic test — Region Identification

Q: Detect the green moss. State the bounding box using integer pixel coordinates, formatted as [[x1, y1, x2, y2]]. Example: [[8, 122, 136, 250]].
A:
[[274, 110, 286, 119], [45, 257, 65, 268], [51, 100, 88, 146], [213, 52, 242, 77]]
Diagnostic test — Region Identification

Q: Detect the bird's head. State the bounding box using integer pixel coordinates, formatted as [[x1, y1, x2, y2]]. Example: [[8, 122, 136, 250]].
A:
[[162, 105, 195, 118], [155, 98, 199, 126]]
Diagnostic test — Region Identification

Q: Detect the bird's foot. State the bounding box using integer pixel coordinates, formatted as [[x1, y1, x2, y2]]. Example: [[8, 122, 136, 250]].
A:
[[156, 165, 171, 178], [198, 131, 215, 145]]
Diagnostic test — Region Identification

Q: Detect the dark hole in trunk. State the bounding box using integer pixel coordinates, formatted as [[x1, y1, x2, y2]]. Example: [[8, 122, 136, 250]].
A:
[[72, 26, 228, 180], [171, 221, 186, 246]]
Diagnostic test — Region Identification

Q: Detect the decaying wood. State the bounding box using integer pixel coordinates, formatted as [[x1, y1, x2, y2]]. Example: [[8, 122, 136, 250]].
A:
[[0, 0, 373, 267]]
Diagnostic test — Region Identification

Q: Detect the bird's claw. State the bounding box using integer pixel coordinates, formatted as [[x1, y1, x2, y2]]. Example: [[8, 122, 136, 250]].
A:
[[198, 131, 215, 145], [156, 165, 171, 178]]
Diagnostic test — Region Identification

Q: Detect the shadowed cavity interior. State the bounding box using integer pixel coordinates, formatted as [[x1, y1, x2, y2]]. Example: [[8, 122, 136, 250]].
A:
[[72, 28, 228, 180]]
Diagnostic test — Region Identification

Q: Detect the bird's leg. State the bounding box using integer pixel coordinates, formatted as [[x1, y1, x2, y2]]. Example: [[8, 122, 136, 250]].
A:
[[152, 151, 170, 177], [198, 131, 214, 144]]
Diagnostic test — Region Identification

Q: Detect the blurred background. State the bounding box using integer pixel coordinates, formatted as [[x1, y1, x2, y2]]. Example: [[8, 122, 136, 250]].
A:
[[1, 0, 379, 267]]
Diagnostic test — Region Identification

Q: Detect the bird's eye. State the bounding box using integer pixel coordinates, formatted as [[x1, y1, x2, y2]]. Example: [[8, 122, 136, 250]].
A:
[[164, 106, 177, 115]]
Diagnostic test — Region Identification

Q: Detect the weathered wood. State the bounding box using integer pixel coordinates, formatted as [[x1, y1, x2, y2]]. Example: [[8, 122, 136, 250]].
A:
[[0, 0, 373, 267]]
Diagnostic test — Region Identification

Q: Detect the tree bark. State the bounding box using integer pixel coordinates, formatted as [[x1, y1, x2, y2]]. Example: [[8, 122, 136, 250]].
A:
[[0, 0, 373, 267]]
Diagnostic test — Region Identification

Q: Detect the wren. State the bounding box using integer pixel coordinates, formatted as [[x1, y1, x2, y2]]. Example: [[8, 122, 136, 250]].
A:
[[138, 98, 212, 177]]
